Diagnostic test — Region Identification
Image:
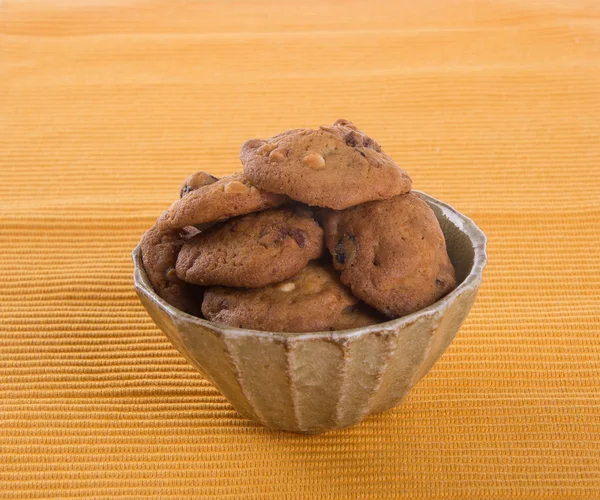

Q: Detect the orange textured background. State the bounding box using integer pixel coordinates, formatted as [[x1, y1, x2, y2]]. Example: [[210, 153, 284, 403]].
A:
[[1, 0, 600, 498]]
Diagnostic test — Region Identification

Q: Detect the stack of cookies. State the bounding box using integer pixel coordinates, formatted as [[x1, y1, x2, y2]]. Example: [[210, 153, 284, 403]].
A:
[[141, 119, 456, 333]]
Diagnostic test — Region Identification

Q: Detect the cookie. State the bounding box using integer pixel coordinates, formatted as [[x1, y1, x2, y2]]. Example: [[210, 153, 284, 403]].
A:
[[201, 262, 384, 333], [179, 171, 219, 198], [157, 172, 287, 230], [140, 224, 203, 316], [176, 207, 323, 288], [324, 193, 456, 318], [240, 119, 411, 209]]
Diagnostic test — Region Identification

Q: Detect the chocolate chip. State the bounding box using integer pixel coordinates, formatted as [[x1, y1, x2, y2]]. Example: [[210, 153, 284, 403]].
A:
[[288, 229, 306, 248], [261, 226, 306, 248], [334, 245, 346, 264], [345, 132, 359, 147], [180, 185, 191, 198], [259, 228, 283, 247], [362, 136, 382, 152], [435, 279, 443, 286], [334, 235, 356, 265], [342, 304, 359, 314]]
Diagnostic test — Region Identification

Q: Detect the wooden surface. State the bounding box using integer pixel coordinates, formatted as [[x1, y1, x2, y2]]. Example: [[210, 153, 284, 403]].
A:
[[1, 0, 599, 498]]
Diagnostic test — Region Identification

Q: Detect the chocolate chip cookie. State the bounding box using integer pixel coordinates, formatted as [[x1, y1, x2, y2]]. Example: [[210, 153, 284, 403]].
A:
[[140, 224, 203, 316], [157, 172, 287, 230], [240, 119, 412, 209], [324, 193, 456, 318], [201, 262, 384, 332], [176, 207, 323, 288]]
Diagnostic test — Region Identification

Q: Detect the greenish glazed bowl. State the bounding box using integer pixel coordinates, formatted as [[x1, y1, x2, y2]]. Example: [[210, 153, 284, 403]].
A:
[[133, 191, 487, 434]]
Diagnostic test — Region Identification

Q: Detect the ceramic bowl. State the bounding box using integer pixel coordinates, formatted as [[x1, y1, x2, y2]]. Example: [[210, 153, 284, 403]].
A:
[[133, 191, 487, 434]]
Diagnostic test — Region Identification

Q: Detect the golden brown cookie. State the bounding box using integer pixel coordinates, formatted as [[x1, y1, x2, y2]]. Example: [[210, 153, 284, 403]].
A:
[[140, 224, 203, 316], [324, 193, 456, 318], [179, 171, 219, 198], [176, 207, 323, 288], [157, 172, 287, 230], [201, 262, 384, 332], [240, 119, 411, 209]]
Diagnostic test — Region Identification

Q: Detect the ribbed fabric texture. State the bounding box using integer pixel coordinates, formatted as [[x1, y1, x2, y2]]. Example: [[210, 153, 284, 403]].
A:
[[1, 0, 599, 498]]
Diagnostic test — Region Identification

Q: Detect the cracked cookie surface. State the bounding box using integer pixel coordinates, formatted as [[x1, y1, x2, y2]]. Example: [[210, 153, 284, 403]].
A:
[[201, 262, 384, 332], [240, 119, 411, 209], [176, 207, 323, 288], [157, 172, 287, 230], [324, 192, 456, 318]]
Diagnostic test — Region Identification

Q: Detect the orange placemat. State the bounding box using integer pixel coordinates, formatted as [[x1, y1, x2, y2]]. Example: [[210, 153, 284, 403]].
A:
[[1, 0, 599, 498]]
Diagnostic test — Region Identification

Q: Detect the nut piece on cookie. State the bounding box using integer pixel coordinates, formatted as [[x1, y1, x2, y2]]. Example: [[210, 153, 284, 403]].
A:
[[240, 119, 411, 209], [158, 172, 287, 230], [180, 171, 219, 198], [176, 207, 323, 288], [140, 224, 204, 316], [201, 262, 385, 333], [324, 192, 457, 318]]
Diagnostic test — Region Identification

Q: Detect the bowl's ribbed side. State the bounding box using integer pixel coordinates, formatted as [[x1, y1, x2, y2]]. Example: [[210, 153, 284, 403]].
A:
[[411, 278, 481, 387], [134, 284, 263, 424], [136, 280, 479, 433]]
